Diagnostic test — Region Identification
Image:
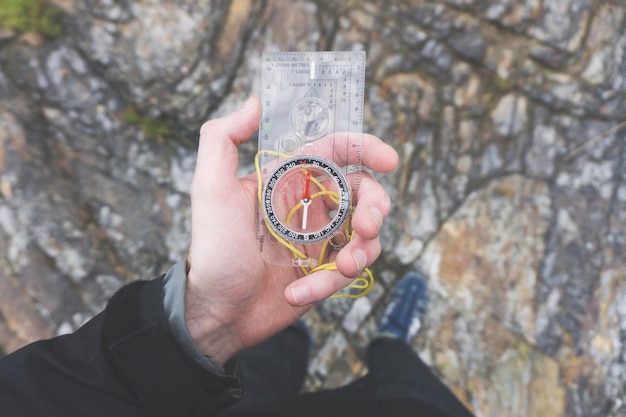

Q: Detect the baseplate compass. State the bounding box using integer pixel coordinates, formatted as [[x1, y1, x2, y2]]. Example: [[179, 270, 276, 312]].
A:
[[256, 51, 366, 268]]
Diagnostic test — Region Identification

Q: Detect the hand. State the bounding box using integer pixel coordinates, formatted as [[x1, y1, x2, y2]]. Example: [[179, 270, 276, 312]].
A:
[[185, 97, 399, 365]]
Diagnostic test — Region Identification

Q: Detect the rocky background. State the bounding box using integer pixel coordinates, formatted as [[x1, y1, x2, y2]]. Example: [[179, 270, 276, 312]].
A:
[[1, 0, 625, 416]]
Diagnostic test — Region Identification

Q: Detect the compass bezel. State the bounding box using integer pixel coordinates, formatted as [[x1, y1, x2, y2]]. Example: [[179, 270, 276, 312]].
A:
[[261, 155, 352, 244]]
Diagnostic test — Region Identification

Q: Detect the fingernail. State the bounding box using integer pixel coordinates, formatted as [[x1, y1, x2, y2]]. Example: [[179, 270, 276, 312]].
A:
[[370, 207, 383, 230], [239, 97, 256, 114], [353, 249, 367, 272], [291, 285, 311, 306]]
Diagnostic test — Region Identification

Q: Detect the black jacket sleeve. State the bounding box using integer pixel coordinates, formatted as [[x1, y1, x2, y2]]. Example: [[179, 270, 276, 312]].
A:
[[0, 276, 242, 417]]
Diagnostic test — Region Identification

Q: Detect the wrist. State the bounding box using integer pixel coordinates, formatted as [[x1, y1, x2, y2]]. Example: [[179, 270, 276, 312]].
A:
[[184, 268, 242, 366]]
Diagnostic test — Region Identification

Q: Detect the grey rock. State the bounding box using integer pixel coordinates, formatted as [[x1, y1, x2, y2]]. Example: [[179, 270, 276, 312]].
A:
[[1, 1, 625, 415]]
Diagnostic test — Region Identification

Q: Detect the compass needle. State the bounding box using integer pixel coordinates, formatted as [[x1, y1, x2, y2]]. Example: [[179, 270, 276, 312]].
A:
[[301, 171, 312, 230], [301, 199, 311, 229]]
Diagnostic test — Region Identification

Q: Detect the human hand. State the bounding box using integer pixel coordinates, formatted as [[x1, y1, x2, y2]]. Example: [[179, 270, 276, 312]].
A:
[[185, 97, 398, 365]]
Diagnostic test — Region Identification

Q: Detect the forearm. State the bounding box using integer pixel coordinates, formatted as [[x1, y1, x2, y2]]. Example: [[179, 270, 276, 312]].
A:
[[104, 275, 243, 415], [0, 311, 140, 416], [0, 266, 242, 417], [163, 260, 234, 373]]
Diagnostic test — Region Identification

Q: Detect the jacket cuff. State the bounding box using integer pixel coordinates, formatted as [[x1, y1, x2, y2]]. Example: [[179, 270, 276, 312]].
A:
[[162, 261, 226, 375], [102, 276, 242, 416]]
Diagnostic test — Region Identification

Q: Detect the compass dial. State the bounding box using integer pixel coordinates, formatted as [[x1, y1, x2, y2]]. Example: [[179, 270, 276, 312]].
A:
[[262, 155, 351, 244]]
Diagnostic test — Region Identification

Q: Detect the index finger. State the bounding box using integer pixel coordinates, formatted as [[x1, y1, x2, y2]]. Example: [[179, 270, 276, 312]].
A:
[[291, 132, 399, 173]]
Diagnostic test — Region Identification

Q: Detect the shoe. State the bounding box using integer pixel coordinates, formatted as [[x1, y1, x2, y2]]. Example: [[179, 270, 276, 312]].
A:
[[377, 272, 428, 342]]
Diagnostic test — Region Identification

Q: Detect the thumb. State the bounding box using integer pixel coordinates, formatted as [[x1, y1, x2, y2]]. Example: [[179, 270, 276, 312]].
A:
[[284, 270, 355, 306], [194, 97, 260, 184]]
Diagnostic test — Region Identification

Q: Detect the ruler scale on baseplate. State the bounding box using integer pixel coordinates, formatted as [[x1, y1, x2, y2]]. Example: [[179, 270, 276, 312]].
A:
[[257, 51, 366, 268]]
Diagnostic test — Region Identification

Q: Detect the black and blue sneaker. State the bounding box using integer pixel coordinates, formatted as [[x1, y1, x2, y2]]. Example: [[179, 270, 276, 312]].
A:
[[377, 272, 428, 342]]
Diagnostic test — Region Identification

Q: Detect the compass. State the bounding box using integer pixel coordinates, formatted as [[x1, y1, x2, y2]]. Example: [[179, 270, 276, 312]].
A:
[[257, 51, 366, 266], [261, 154, 352, 244]]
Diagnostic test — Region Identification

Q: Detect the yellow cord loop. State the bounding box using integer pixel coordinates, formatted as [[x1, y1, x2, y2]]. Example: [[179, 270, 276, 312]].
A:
[[255, 151, 374, 299]]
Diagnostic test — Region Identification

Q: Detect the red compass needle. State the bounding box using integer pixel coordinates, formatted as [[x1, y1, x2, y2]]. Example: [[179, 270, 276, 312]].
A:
[[301, 171, 312, 230]]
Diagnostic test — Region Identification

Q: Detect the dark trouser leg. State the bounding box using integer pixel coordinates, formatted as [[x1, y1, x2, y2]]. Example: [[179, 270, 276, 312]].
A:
[[367, 337, 476, 417], [227, 322, 311, 410]]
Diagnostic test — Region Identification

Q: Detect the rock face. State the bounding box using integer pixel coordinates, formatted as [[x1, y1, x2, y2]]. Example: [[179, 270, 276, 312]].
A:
[[0, 1, 624, 416]]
